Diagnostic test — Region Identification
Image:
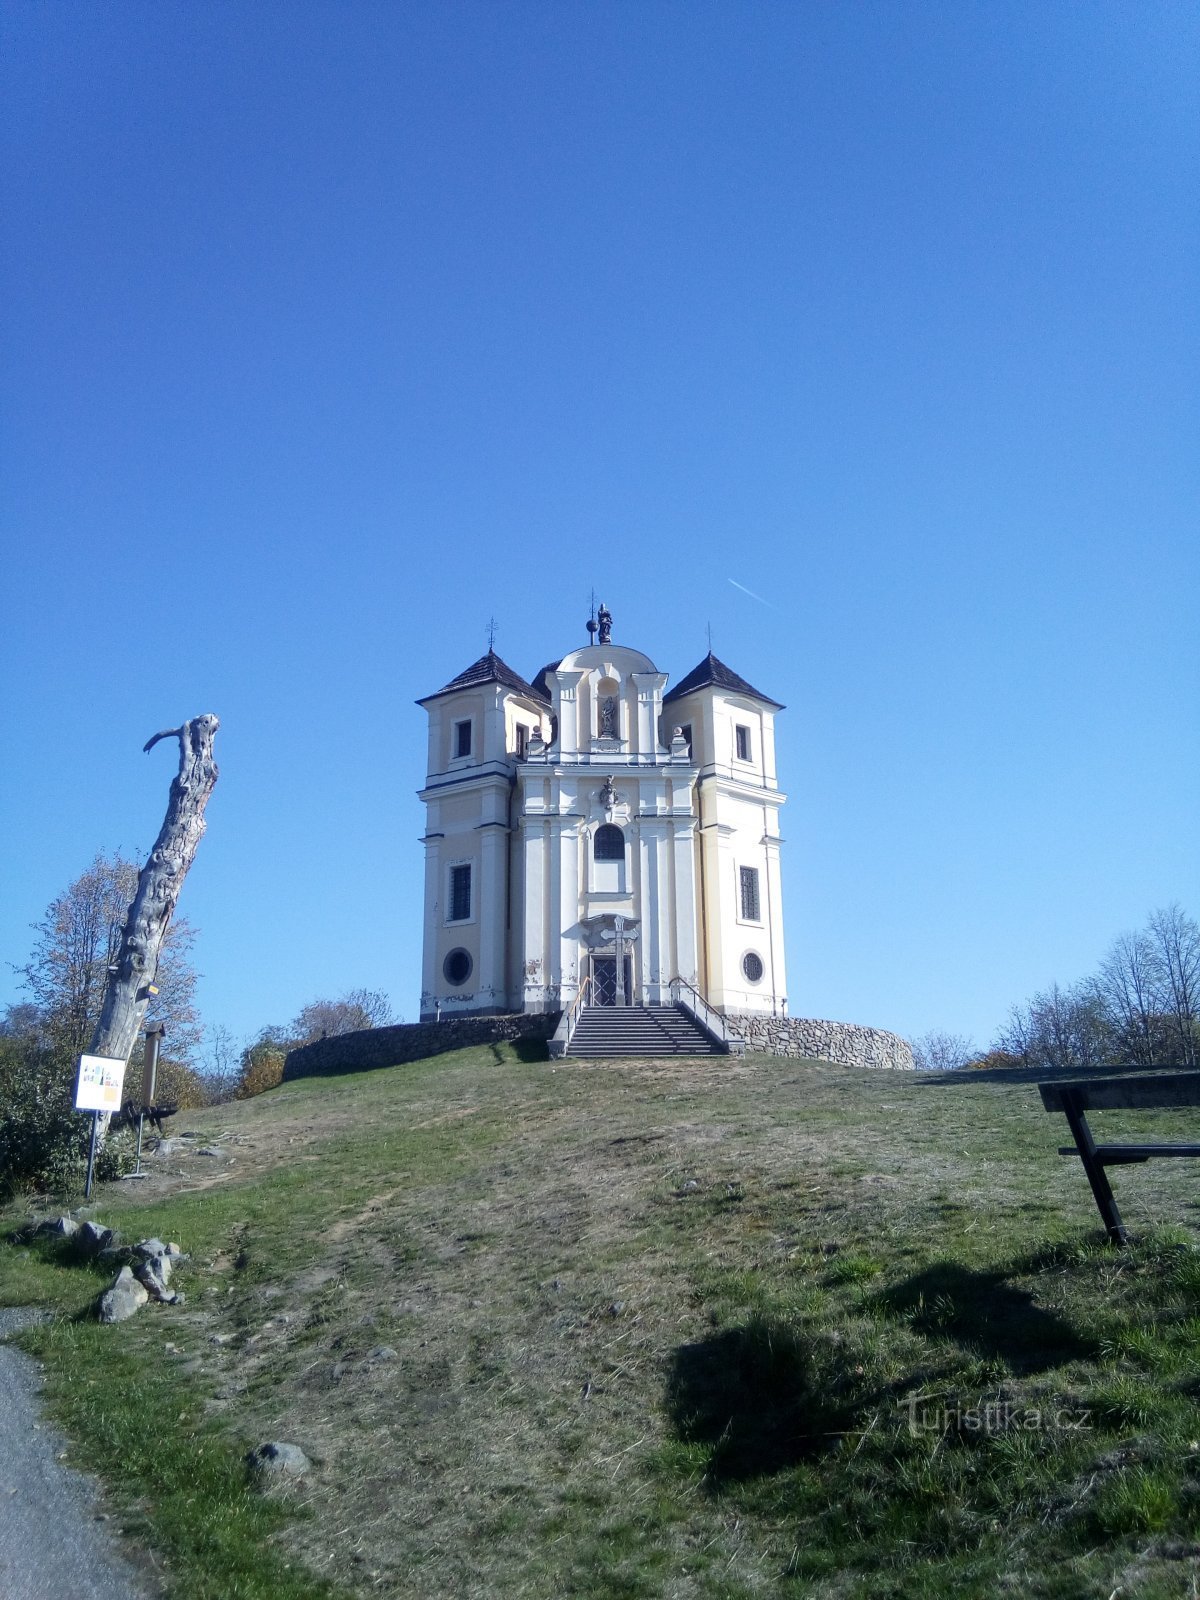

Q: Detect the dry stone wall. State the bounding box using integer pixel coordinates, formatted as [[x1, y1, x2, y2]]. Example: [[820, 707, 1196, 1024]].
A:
[[724, 1012, 914, 1071], [283, 1013, 561, 1081]]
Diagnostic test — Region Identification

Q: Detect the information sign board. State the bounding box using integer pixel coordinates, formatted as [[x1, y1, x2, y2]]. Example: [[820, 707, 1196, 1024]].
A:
[[75, 1054, 128, 1113]]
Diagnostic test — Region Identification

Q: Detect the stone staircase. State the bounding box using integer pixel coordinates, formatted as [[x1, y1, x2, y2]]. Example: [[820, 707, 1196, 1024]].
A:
[[565, 1004, 725, 1058]]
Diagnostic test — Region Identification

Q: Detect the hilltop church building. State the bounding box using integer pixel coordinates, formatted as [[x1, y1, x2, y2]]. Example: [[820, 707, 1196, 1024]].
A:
[[417, 605, 787, 1023]]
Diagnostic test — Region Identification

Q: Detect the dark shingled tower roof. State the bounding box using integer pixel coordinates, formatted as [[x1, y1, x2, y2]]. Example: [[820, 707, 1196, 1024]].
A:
[[418, 649, 550, 705], [663, 651, 784, 710]]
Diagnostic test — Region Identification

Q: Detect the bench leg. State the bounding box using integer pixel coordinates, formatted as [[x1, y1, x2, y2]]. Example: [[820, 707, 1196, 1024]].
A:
[[1062, 1093, 1128, 1246]]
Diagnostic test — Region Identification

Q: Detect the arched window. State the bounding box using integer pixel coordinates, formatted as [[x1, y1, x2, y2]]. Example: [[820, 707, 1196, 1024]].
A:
[[594, 824, 625, 862]]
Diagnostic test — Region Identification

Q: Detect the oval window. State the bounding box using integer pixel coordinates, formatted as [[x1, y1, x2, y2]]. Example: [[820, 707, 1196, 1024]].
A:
[[443, 948, 473, 986], [742, 951, 764, 983]]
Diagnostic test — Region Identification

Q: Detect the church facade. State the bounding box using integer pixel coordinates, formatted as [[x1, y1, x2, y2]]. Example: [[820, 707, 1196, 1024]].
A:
[[417, 606, 787, 1022]]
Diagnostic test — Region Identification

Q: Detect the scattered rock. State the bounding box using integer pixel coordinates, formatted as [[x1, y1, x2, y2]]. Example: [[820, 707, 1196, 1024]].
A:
[[46, 1215, 79, 1239], [133, 1238, 168, 1261], [606, 1301, 626, 1317], [166, 1242, 183, 1257], [367, 1345, 398, 1363], [97, 1245, 135, 1267], [98, 1267, 149, 1324], [196, 1147, 224, 1158], [134, 1256, 176, 1303], [152, 1138, 181, 1156], [76, 1220, 115, 1255], [246, 1442, 311, 1481]]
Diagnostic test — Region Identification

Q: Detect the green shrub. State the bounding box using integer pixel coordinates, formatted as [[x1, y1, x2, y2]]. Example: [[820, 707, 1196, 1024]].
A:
[[0, 1037, 132, 1196], [234, 1042, 287, 1099]]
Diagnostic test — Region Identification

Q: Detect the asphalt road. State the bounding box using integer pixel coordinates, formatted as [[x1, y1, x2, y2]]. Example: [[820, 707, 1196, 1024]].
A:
[[0, 1308, 158, 1600]]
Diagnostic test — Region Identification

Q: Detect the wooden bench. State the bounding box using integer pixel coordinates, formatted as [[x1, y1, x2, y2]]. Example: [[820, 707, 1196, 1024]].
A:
[[1039, 1071, 1200, 1244]]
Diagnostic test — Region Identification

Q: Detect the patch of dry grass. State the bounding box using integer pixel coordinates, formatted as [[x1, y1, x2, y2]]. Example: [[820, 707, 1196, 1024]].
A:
[[4, 1045, 1200, 1598]]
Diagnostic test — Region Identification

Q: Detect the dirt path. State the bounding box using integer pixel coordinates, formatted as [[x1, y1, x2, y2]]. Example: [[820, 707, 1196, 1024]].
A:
[[0, 1309, 158, 1600]]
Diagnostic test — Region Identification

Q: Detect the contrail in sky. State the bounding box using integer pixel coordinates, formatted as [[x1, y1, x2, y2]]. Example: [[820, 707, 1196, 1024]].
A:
[[727, 577, 778, 609]]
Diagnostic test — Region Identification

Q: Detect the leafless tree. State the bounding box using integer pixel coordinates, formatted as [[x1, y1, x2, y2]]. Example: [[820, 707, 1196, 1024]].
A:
[[17, 851, 202, 1064], [1096, 928, 1168, 1067], [1147, 903, 1200, 1067], [909, 1030, 977, 1071], [290, 989, 396, 1044], [996, 982, 1111, 1072]]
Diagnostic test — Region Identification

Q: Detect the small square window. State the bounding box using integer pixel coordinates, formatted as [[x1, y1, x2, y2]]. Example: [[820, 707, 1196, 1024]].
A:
[[449, 863, 472, 922], [739, 865, 760, 922], [454, 719, 472, 759], [515, 724, 528, 758], [735, 724, 751, 762]]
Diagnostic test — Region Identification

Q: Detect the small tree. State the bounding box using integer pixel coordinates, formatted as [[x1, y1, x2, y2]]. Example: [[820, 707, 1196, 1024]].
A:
[[16, 850, 202, 1065], [234, 1032, 289, 1099], [995, 982, 1112, 1072], [1147, 904, 1200, 1068], [909, 1031, 977, 1072], [0, 1029, 132, 1196], [290, 988, 395, 1043]]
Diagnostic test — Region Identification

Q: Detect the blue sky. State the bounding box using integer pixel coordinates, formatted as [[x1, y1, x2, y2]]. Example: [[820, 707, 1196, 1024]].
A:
[[2, 1, 1197, 1056]]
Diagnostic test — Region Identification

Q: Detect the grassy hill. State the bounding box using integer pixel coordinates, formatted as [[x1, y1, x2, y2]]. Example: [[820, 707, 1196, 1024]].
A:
[[2, 1044, 1199, 1599]]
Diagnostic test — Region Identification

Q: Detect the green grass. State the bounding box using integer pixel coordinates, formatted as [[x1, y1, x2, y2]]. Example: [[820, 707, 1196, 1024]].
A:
[[3, 1044, 1200, 1598]]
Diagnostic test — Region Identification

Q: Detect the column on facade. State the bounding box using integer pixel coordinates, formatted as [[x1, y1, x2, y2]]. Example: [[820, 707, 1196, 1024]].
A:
[[632, 672, 668, 758], [700, 817, 736, 1011], [762, 825, 787, 1013], [520, 815, 548, 1011], [477, 821, 509, 1012], [554, 670, 585, 753], [556, 818, 581, 1005], [670, 818, 700, 991], [420, 832, 442, 1016]]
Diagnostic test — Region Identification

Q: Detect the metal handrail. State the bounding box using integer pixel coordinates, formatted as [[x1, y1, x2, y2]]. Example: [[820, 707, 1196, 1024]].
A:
[[550, 976, 596, 1056], [667, 976, 745, 1053]]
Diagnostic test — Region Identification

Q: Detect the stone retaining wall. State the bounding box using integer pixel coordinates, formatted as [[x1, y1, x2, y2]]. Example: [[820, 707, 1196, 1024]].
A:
[[282, 1013, 561, 1081], [724, 1012, 914, 1071]]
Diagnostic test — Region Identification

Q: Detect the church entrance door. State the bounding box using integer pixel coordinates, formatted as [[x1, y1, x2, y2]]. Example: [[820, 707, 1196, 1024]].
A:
[[592, 955, 633, 1007]]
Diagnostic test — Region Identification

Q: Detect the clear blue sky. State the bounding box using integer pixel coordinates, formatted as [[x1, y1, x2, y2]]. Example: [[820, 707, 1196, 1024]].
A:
[[2, 1, 1197, 1056]]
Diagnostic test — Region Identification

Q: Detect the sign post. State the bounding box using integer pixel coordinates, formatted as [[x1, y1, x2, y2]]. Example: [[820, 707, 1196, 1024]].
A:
[[134, 1025, 165, 1175], [75, 1053, 128, 1199]]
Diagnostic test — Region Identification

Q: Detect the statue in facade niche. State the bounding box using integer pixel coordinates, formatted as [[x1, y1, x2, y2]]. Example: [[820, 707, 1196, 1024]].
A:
[[600, 696, 618, 737]]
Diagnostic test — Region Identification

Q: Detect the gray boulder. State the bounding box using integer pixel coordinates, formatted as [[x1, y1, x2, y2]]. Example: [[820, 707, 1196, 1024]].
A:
[[247, 1442, 311, 1481], [76, 1220, 115, 1255], [98, 1266, 149, 1324], [134, 1255, 176, 1303]]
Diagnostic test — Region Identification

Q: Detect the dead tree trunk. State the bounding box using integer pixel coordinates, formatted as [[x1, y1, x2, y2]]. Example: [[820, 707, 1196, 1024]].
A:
[[89, 716, 219, 1122]]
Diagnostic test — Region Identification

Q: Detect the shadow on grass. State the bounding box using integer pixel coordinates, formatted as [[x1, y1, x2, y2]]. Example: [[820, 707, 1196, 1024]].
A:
[[490, 1038, 550, 1064], [665, 1316, 871, 1482], [875, 1262, 1096, 1372]]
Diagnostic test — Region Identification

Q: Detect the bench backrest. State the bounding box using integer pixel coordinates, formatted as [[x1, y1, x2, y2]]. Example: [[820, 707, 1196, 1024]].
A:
[[1039, 1071, 1200, 1114]]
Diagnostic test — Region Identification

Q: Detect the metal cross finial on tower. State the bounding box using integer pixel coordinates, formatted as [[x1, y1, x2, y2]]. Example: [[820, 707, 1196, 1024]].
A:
[[486, 617, 497, 652], [706, 621, 713, 653], [586, 588, 598, 645]]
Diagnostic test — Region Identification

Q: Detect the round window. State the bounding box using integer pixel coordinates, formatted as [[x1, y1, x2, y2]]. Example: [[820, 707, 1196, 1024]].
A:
[[742, 951, 764, 983], [443, 948, 473, 986]]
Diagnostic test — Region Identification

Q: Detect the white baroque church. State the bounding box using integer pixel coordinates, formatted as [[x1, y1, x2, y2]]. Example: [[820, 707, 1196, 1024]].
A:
[[417, 605, 787, 1023]]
